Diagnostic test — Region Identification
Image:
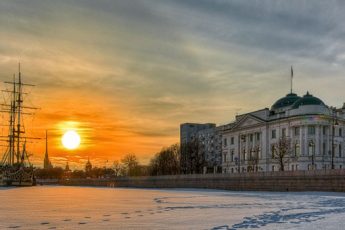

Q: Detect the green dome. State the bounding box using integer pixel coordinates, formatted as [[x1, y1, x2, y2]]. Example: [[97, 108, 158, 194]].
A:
[[271, 93, 301, 110], [291, 92, 325, 109]]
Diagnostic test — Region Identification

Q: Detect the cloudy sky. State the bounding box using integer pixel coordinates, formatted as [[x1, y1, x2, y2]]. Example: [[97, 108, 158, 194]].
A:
[[1, 0, 345, 168]]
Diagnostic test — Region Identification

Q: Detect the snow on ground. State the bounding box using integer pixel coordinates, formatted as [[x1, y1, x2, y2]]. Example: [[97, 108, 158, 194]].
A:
[[0, 186, 345, 229]]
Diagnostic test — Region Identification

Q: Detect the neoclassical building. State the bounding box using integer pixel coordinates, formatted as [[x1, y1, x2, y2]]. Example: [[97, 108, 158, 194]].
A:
[[221, 91, 345, 173]]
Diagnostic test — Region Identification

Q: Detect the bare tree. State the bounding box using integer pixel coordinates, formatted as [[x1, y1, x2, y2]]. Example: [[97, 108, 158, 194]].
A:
[[112, 160, 124, 177], [180, 137, 205, 174], [272, 136, 291, 171], [247, 145, 260, 172], [121, 154, 140, 176], [149, 144, 180, 176]]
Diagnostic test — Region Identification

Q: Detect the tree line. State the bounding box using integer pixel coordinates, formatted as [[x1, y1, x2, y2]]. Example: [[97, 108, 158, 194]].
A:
[[35, 143, 181, 179]]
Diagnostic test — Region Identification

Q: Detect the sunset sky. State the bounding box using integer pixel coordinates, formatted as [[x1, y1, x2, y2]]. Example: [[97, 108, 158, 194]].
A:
[[1, 1, 345, 169]]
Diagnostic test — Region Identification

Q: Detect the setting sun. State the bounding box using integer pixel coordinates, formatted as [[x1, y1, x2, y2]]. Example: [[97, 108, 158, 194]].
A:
[[62, 130, 81, 150]]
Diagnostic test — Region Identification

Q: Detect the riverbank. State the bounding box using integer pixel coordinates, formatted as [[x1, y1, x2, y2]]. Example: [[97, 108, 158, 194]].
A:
[[59, 169, 345, 192]]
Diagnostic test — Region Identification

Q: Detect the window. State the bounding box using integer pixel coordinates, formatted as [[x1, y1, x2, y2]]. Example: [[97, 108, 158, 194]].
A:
[[292, 165, 295, 171], [294, 127, 300, 136], [249, 148, 253, 159], [231, 168, 234, 173], [241, 135, 246, 142], [323, 126, 327, 135], [257, 147, 261, 159], [339, 144, 342, 157], [256, 132, 260, 141], [282, 128, 286, 137], [223, 153, 227, 162], [272, 129, 276, 139], [339, 128, 342, 137], [308, 126, 315, 135], [223, 138, 227, 147], [272, 165, 275, 172], [308, 141, 315, 156], [250, 134, 253, 142], [231, 137, 234, 145], [323, 142, 326, 155], [231, 150, 234, 162], [271, 144, 276, 159], [294, 143, 300, 157]]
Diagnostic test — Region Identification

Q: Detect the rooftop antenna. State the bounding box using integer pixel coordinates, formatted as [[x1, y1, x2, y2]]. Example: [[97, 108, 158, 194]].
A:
[[290, 66, 293, 94]]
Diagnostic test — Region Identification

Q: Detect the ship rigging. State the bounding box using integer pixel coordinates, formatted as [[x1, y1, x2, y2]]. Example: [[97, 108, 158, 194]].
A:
[[0, 64, 39, 186]]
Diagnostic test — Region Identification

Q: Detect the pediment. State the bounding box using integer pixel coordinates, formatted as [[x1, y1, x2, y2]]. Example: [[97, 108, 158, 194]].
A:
[[233, 115, 265, 129]]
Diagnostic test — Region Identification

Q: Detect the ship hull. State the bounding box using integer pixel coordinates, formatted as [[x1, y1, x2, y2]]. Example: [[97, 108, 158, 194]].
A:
[[0, 167, 36, 187]]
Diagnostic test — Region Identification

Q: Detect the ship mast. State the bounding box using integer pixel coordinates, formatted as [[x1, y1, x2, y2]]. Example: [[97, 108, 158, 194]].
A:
[[16, 63, 22, 163], [0, 64, 38, 167]]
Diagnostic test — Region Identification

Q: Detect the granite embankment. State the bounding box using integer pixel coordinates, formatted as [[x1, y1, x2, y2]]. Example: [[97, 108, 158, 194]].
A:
[[59, 169, 345, 192]]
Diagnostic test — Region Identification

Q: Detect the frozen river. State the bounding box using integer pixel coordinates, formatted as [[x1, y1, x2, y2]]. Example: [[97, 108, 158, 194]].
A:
[[0, 186, 345, 229]]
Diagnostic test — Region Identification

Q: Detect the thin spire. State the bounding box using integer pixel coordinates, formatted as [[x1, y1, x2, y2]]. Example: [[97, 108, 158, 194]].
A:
[[45, 130, 48, 156]]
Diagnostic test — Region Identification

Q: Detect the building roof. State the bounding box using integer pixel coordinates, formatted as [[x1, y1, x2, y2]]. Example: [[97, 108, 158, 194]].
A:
[[271, 93, 301, 111], [291, 91, 326, 109]]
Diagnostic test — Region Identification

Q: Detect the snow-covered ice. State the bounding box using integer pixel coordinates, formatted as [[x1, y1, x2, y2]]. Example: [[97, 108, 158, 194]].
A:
[[0, 186, 345, 229]]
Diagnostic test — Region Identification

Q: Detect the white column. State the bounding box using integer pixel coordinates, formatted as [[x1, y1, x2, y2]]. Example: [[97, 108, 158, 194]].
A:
[[299, 125, 304, 156], [316, 125, 320, 155], [320, 126, 324, 155], [304, 125, 308, 156]]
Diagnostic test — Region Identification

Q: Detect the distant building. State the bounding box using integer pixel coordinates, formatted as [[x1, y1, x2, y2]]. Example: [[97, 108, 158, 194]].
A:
[[43, 130, 53, 169], [180, 123, 222, 174], [65, 162, 70, 172], [85, 157, 92, 174]]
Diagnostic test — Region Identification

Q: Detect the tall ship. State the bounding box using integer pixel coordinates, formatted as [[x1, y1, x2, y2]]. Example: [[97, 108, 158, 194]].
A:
[[0, 65, 38, 186]]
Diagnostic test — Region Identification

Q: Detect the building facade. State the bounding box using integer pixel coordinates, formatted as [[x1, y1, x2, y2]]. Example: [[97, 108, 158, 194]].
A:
[[181, 91, 345, 174], [222, 92, 345, 173]]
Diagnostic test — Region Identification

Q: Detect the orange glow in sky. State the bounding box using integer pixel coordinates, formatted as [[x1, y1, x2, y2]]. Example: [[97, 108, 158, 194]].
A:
[[2, 1, 345, 169]]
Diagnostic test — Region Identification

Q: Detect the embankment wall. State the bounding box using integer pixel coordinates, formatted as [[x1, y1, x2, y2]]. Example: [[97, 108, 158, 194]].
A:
[[60, 169, 345, 192]]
